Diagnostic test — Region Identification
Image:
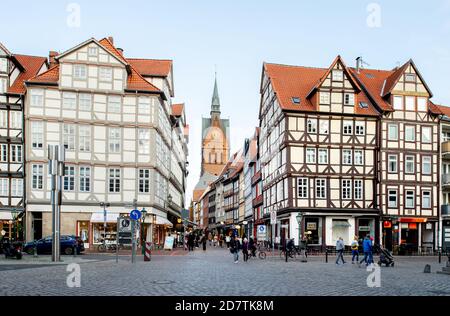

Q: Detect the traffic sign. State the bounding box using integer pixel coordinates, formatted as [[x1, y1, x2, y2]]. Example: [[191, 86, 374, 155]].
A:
[[130, 209, 142, 221], [257, 225, 267, 241]]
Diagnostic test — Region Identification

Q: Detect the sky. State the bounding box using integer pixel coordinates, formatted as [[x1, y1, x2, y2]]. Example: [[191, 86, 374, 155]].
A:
[[2, 0, 450, 205]]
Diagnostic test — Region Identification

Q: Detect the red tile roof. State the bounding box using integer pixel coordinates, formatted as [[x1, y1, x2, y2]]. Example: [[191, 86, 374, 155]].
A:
[[7, 55, 47, 94], [128, 59, 172, 77], [98, 38, 128, 64], [381, 62, 409, 97], [28, 64, 59, 84], [126, 66, 160, 93], [264, 62, 379, 116], [172, 103, 184, 116], [434, 103, 448, 116]]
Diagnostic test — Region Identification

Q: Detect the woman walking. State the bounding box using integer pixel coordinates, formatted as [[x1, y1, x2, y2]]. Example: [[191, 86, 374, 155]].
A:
[[351, 236, 359, 264], [242, 238, 249, 262], [230, 236, 241, 263], [202, 235, 207, 251]]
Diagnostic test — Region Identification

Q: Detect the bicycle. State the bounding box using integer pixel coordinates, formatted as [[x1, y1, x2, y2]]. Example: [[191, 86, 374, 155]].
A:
[[279, 248, 296, 259]]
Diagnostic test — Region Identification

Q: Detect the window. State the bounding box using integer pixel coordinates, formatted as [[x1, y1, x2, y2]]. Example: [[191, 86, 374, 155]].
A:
[[109, 128, 121, 153], [108, 96, 121, 113], [343, 149, 352, 165], [88, 47, 98, 57], [0, 178, 8, 196], [0, 58, 7, 72], [417, 98, 427, 112], [30, 89, 44, 107], [298, 178, 308, 198], [32, 164, 43, 190], [79, 93, 92, 111], [0, 144, 7, 162], [63, 124, 75, 151], [344, 93, 355, 105], [342, 180, 352, 200], [354, 180, 363, 200], [10, 145, 22, 163], [355, 121, 365, 135], [0, 111, 6, 127], [316, 179, 326, 199], [393, 96, 403, 110], [306, 148, 316, 163], [10, 111, 22, 129], [11, 179, 23, 197], [332, 70, 344, 81], [73, 65, 87, 80], [405, 96, 415, 111], [31, 121, 44, 149], [79, 125, 91, 152], [307, 119, 317, 133], [109, 168, 121, 193], [79, 166, 91, 192], [406, 190, 415, 208], [139, 169, 150, 193], [319, 120, 329, 135], [99, 67, 112, 81], [388, 190, 398, 208], [388, 124, 398, 140], [354, 150, 363, 165], [343, 121, 353, 135], [292, 97, 300, 104], [64, 166, 75, 191], [405, 155, 415, 174], [318, 149, 328, 164], [0, 78, 7, 93], [388, 155, 398, 173], [405, 73, 416, 82], [422, 127, 432, 143], [405, 126, 415, 142], [63, 92, 77, 109], [422, 156, 432, 175], [138, 97, 151, 115], [138, 129, 150, 154], [319, 92, 330, 105], [422, 191, 431, 208]]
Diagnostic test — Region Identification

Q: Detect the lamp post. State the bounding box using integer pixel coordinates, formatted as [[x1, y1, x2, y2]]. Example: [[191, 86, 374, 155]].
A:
[[141, 208, 147, 254], [296, 212, 307, 262], [100, 202, 110, 248]]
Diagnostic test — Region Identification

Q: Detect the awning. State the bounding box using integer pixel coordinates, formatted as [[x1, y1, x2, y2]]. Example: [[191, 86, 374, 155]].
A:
[[0, 211, 12, 221], [143, 215, 173, 227], [90, 212, 120, 223], [399, 218, 428, 223]]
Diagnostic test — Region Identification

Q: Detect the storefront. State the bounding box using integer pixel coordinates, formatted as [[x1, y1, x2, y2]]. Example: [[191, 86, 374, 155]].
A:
[[0, 211, 24, 241], [142, 215, 173, 247], [90, 212, 121, 247]]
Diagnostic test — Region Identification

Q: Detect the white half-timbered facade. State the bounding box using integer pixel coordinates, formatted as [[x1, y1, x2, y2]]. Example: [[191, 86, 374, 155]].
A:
[[24, 38, 188, 247], [0, 43, 47, 240]]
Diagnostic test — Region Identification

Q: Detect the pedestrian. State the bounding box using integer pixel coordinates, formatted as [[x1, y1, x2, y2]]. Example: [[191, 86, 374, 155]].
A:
[[219, 235, 223, 248], [188, 234, 195, 251], [225, 234, 231, 248], [351, 236, 359, 264], [213, 235, 218, 247], [249, 237, 256, 257], [202, 235, 207, 251], [242, 237, 249, 262], [230, 236, 241, 263], [335, 237, 346, 265], [208, 233, 212, 247], [360, 235, 373, 266]]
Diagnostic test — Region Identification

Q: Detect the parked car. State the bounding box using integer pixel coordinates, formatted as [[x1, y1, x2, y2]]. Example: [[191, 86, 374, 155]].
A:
[[23, 235, 85, 255]]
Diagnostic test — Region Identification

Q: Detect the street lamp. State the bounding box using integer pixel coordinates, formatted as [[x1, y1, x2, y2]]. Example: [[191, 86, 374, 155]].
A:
[[296, 212, 307, 262], [100, 202, 110, 247]]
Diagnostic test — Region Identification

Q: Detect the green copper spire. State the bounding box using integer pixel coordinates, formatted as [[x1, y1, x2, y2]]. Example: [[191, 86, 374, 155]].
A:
[[211, 74, 221, 114]]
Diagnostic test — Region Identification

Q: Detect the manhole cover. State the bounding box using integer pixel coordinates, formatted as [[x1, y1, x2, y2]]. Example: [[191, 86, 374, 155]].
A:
[[151, 280, 175, 285]]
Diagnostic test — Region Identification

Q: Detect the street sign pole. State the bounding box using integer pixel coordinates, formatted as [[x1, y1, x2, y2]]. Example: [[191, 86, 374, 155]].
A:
[[116, 217, 119, 264], [131, 218, 136, 264]]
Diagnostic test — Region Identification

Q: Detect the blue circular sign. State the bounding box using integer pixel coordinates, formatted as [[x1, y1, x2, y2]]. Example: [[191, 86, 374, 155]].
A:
[[130, 209, 142, 220]]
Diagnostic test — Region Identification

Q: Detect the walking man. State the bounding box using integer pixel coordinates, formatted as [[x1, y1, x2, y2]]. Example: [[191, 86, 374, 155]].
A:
[[230, 236, 240, 263], [335, 237, 345, 265], [360, 235, 373, 266], [351, 236, 359, 264], [242, 237, 249, 262]]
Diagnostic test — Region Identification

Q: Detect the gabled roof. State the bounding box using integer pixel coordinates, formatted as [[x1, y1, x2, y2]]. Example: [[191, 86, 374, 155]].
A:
[[172, 103, 184, 116], [7, 55, 47, 94], [0, 42, 12, 56], [430, 102, 444, 116], [264, 61, 379, 116], [128, 59, 172, 77]]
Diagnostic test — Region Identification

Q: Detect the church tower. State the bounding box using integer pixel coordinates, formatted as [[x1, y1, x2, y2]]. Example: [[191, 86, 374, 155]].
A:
[[193, 74, 230, 202]]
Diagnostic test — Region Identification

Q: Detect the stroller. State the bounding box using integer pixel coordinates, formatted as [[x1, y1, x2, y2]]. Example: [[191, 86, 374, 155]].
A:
[[375, 244, 394, 267]]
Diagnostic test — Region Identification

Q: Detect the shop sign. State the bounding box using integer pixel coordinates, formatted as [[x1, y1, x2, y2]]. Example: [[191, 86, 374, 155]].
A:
[[270, 211, 276, 225], [257, 225, 267, 241], [118, 217, 132, 245], [164, 236, 174, 250], [358, 226, 371, 231], [383, 221, 392, 229], [306, 223, 317, 230]]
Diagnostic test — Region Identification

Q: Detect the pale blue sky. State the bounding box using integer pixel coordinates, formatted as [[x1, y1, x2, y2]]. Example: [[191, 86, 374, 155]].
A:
[[2, 0, 450, 203]]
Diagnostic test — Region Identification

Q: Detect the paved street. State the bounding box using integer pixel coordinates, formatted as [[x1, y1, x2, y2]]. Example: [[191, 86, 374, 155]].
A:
[[0, 247, 449, 296]]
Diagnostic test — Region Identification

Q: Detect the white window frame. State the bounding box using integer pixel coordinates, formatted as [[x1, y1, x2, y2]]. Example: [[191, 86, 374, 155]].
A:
[[406, 190, 415, 209], [10, 111, 22, 129], [319, 120, 329, 135], [79, 93, 92, 111], [417, 97, 427, 112], [405, 96, 415, 111], [388, 190, 398, 208], [342, 179, 352, 200], [306, 148, 316, 164], [11, 178, 23, 197], [354, 150, 363, 166], [63, 124, 76, 151], [344, 93, 355, 106], [315, 178, 326, 199], [30, 89, 44, 107], [355, 121, 365, 135], [393, 96, 403, 110], [0, 78, 7, 94], [73, 65, 87, 80], [79, 125, 91, 152], [0, 58, 7, 72], [64, 166, 75, 191], [0, 178, 8, 196], [388, 124, 398, 141], [109, 128, 121, 153], [405, 155, 415, 174], [422, 191, 431, 209], [79, 166, 91, 192], [0, 110, 7, 128], [354, 180, 363, 200], [0, 144, 7, 162], [422, 156, 432, 175], [108, 95, 121, 113], [88, 47, 98, 57], [139, 169, 150, 193], [31, 121, 44, 149], [99, 67, 113, 82], [343, 149, 352, 165], [388, 155, 398, 173], [32, 164, 43, 190], [307, 119, 317, 134], [10, 144, 22, 163], [343, 121, 353, 135], [405, 126, 415, 142], [138, 129, 150, 154], [138, 97, 151, 115], [422, 126, 432, 143], [298, 178, 308, 198], [109, 168, 121, 193], [332, 70, 344, 81], [318, 149, 328, 165], [319, 92, 330, 105], [62, 92, 77, 110]]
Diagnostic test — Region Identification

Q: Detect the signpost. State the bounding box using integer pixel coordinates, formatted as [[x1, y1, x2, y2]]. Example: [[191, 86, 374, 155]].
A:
[[117, 216, 132, 263], [257, 225, 267, 241], [270, 210, 276, 257]]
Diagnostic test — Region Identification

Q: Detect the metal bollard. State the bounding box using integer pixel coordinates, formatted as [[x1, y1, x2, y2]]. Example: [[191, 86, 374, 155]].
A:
[[34, 245, 38, 258], [325, 248, 328, 263], [439, 250, 441, 264], [73, 245, 77, 257]]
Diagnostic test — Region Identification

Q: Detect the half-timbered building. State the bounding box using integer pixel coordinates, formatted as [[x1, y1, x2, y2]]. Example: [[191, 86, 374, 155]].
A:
[[23, 37, 188, 248], [260, 56, 380, 248], [0, 43, 47, 240]]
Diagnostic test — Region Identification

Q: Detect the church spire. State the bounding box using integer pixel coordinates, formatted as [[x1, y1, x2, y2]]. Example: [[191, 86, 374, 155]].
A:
[[211, 73, 221, 116]]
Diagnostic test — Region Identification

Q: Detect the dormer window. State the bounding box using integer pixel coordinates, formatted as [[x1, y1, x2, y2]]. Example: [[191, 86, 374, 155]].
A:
[[332, 70, 344, 81], [73, 65, 87, 80], [359, 102, 368, 109], [405, 73, 416, 82], [292, 97, 301, 104]]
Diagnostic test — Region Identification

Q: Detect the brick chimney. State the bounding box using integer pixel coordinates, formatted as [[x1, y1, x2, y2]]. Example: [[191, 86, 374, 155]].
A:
[[108, 36, 114, 44], [49, 51, 59, 68]]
